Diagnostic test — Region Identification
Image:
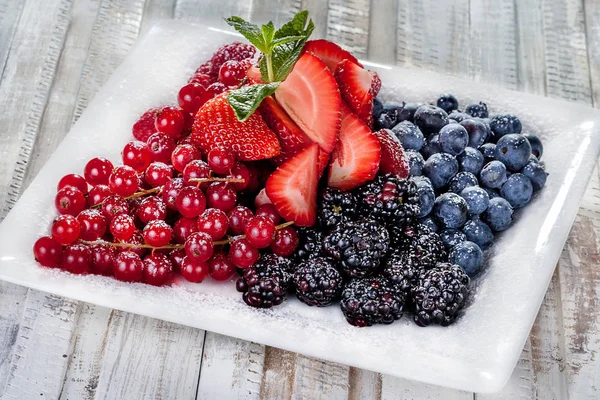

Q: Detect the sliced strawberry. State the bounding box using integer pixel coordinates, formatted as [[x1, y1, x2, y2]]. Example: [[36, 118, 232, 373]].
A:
[[275, 53, 342, 153], [317, 149, 331, 178], [303, 40, 363, 71], [334, 59, 381, 128], [374, 129, 409, 178], [246, 65, 264, 84], [192, 93, 280, 161], [265, 143, 320, 226], [259, 97, 311, 165], [328, 108, 381, 191]]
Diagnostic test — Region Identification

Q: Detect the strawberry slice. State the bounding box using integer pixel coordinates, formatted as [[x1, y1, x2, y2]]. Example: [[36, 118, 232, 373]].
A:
[[334, 59, 381, 128], [303, 39, 363, 71], [275, 53, 342, 153], [246, 65, 264, 84], [192, 93, 280, 161], [265, 143, 320, 226], [328, 107, 381, 191], [374, 129, 409, 178]]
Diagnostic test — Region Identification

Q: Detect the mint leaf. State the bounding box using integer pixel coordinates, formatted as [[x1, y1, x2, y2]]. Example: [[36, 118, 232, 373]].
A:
[[275, 10, 311, 38], [261, 22, 275, 46], [227, 82, 280, 121], [225, 17, 267, 52], [270, 35, 305, 48]]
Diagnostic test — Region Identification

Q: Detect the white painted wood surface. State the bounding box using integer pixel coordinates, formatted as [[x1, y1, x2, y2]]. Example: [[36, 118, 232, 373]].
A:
[[0, 0, 599, 398]]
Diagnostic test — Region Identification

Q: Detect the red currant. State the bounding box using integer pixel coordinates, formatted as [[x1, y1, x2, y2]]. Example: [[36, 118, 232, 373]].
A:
[[101, 194, 129, 220], [244, 216, 275, 249], [188, 72, 212, 87], [110, 214, 135, 240], [146, 132, 175, 164], [182, 160, 211, 189], [133, 107, 160, 142], [228, 238, 259, 268], [58, 173, 88, 194], [84, 157, 114, 186], [122, 141, 152, 172], [255, 203, 281, 225], [90, 243, 116, 275], [207, 148, 235, 175], [144, 162, 172, 187], [63, 244, 91, 274], [108, 165, 139, 197], [206, 182, 237, 212], [183, 114, 194, 132], [207, 82, 227, 97], [136, 196, 166, 223], [184, 232, 214, 262], [197, 209, 228, 240], [270, 226, 299, 257], [177, 134, 194, 146], [171, 144, 201, 172], [180, 257, 209, 283], [55, 186, 86, 216], [143, 220, 172, 247], [143, 253, 173, 286], [88, 185, 111, 207], [33, 236, 63, 268], [176, 186, 206, 218], [227, 206, 253, 235], [113, 251, 144, 282], [218, 60, 247, 86], [77, 209, 107, 241], [208, 252, 236, 281], [169, 248, 186, 273], [172, 217, 198, 244], [178, 83, 211, 114], [162, 177, 184, 210], [254, 188, 272, 208], [155, 106, 184, 139], [117, 230, 146, 258], [51, 215, 81, 245], [230, 162, 250, 191]]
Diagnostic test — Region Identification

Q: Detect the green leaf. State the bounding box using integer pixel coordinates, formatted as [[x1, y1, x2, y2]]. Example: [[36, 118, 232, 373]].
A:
[[261, 22, 275, 46], [270, 35, 306, 48], [227, 82, 280, 121], [225, 16, 267, 52], [274, 10, 310, 38]]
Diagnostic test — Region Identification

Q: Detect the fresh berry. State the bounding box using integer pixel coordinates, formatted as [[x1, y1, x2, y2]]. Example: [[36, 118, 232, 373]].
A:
[[340, 276, 404, 327], [208, 252, 236, 281], [188, 72, 213, 87], [143, 220, 172, 247], [465, 102, 488, 118], [228, 238, 259, 268], [185, 231, 214, 262], [419, 217, 440, 232], [421, 134, 442, 159], [433, 193, 468, 229], [457, 147, 484, 175], [144, 162, 172, 188], [391, 121, 425, 151], [412, 263, 470, 327], [294, 257, 343, 306], [162, 177, 184, 210], [500, 173, 533, 208], [90, 243, 116, 275], [392, 222, 447, 265], [236, 254, 292, 308], [197, 208, 229, 240], [302, 39, 362, 71], [255, 203, 281, 225], [396, 102, 422, 124], [436, 94, 459, 113], [448, 111, 470, 123], [406, 150, 425, 177], [413, 105, 449, 135], [88, 185, 112, 208], [132, 107, 160, 142], [489, 114, 522, 141], [109, 214, 135, 240], [55, 186, 86, 216], [244, 216, 276, 249], [176, 186, 206, 218], [206, 182, 237, 212], [178, 83, 211, 114], [462, 218, 494, 249], [63, 244, 91, 274], [172, 217, 199, 244], [182, 160, 211, 188], [482, 197, 513, 231], [113, 251, 144, 282], [245, 65, 264, 83], [58, 174, 88, 194], [460, 119, 489, 148], [77, 209, 107, 241], [227, 206, 253, 235], [147, 132, 176, 163], [33, 236, 63, 268], [479, 143, 497, 163], [206, 42, 257, 78], [323, 218, 389, 277], [155, 106, 185, 139], [318, 187, 356, 230], [169, 248, 186, 272], [449, 241, 484, 276], [51, 215, 81, 245], [108, 165, 139, 197], [438, 123, 468, 156], [522, 161, 547, 191], [117, 230, 147, 258], [374, 128, 409, 178], [206, 82, 227, 97], [192, 94, 281, 161], [422, 153, 458, 189], [334, 59, 379, 127], [180, 257, 209, 283], [229, 162, 250, 191], [100, 194, 129, 220], [523, 133, 543, 159], [382, 250, 423, 297], [171, 144, 201, 172], [439, 228, 467, 250], [270, 226, 299, 257], [207, 148, 235, 175], [143, 253, 173, 286], [413, 177, 435, 218], [460, 186, 490, 215], [254, 188, 272, 208], [480, 160, 507, 189], [291, 227, 324, 263], [448, 171, 478, 194], [495, 134, 532, 172], [275, 53, 341, 153], [122, 141, 151, 172], [218, 59, 249, 86]]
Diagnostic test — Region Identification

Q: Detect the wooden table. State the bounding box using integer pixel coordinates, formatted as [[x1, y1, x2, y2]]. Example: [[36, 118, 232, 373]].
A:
[[0, 0, 599, 398]]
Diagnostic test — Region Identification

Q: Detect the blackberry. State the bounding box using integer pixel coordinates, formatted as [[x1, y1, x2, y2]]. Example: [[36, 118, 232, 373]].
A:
[[382, 250, 423, 296], [323, 219, 389, 278], [389, 224, 447, 269], [318, 187, 357, 230], [355, 174, 420, 228], [340, 275, 405, 327], [291, 227, 324, 264], [411, 263, 470, 327], [293, 257, 343, 307], [236, 254, 293, 308]]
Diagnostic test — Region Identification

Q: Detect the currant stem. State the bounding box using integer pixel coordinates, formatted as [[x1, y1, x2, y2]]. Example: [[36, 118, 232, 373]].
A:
[[91, 187, 161, 208], [188, 177, 245, 184]]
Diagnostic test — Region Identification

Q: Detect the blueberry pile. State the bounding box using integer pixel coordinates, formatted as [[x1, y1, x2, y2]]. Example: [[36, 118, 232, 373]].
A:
[[375, 94, 547, 276]]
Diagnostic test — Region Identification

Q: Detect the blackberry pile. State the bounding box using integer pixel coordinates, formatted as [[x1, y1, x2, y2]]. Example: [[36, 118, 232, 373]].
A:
[[389, 224, 446, 269], [236, 254, 293, 308], [340, 276, 405, 327], [294, 257, 343, 306], [318, 187, 357, 230]]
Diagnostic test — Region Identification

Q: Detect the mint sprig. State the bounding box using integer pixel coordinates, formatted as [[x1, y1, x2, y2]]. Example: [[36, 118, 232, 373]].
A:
[[224, 11, 314, 121]]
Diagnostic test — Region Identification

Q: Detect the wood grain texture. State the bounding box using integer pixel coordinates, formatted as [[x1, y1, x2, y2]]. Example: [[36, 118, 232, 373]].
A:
[[367, 0, 396, 64], [0, 0, 24, 80], [174, 0, 252, 28], [326, 0, 370, 59], [0, 284, 28, 391], [301, 0, 329, 39], [260, 347, 296, 399], [380, 375, 472, 400], [584, 0, 600, 107], [348, 368, 381, 400]]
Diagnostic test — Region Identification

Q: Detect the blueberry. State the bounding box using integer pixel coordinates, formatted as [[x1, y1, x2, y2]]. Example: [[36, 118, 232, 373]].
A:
[[465, 102, 488, 118], [414, 176, 435, 217], [421, 135, 442, 159], [462, 218, 494, 249], [440, 229, 467, 250], [406, 150, 425, 177], [449, 172, 478, 193], [500, 173, 533, 208], [529, 154, 540, 164], [439, 123, 469, 155], [479, 143, 497, 163], [523, 133, 543, 159], [460, 186, 490, 215], [480, 160, 507, 189], [414, 105, 449, 135], [522, 161, 547, 191], [391, 121, 425, 151], [482, 197, 513, 231], [436, 94, 459, 113], [449, 241, 484, 277], [419, 217, 440, 232], [489, 114, 522, 141], [495, 134, 532, 172], [460, 118, 489, 148], [383, 102, 403, 125], [373, 98, 384, 119], [433, 193, 468, 229], [483, 187, 500, 199], [448, 111, 470, 123], [423, 153, 459, 189], [376, 113, 394, 130], [457, 147, 485, 175]]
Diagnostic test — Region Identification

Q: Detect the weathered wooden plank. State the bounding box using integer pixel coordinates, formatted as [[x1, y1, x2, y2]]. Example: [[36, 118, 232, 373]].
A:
[[326, 0, 370, 59], [196, 333, 264, 400], [367, 0, 396, 64], [584, 0, 600, 107], [0, 284, 29, 391], [514, 0, 546, 94], [0, 0, 24, 80], [290, 355, 350, 399], [260, 347, 296, 399], [249, 0, 300, 26], [380, 375, 472, 400], [174, 0, 252, 28], [348, 368, 381, 400]]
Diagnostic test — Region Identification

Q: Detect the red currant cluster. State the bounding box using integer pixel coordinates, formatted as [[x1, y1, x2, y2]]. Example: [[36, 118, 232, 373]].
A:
[[33, 48, 299, 287]]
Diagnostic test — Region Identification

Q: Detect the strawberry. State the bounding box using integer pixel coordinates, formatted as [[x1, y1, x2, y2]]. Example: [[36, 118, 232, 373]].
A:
[[265, 143, 320, 226], [334, 59, 381, 128], [303, 39, 363, 71], [246, 65, 264, 84], [374, 129, 409, 178], [328, 107, 381, 191], [192, 93, 280, 161], [275, 52, 342, 154]]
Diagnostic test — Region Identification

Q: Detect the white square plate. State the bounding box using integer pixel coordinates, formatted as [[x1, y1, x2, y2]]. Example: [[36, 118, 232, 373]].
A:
[[1, 22, 599, 393]]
